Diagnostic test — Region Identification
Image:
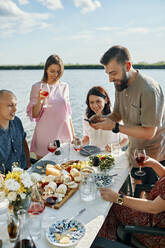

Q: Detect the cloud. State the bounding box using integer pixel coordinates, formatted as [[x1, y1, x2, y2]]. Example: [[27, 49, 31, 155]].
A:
[[37, 0, 63, 10], [17, 0, 29, 5], [96, 26, 150, 35], [74, 0, 101, 14], [0, 0, 50, 38]]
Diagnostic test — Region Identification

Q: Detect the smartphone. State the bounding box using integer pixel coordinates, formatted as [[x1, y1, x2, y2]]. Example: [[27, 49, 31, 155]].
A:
[[84, 118, 96, 124]]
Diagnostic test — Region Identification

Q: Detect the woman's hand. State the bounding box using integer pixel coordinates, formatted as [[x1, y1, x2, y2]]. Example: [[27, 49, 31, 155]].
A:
[[141, 156, 159, 168], [99, 188, 118, 203], [105, 144, 111, 152]]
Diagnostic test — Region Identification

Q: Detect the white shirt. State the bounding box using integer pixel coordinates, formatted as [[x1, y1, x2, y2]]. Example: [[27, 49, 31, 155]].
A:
[[83, 116, 126, 150]]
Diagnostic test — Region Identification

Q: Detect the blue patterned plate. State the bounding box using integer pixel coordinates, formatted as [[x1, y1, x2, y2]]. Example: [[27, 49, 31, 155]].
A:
[[46, 219, 85, 247], [94, 173, 114, 188], [80, 145, 101, 156], [31, 160, 56, 174]]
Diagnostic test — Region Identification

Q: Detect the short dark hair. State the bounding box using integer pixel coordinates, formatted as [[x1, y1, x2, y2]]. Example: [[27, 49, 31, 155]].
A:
[[100, 45, 131, 65], [0, 90, 15, 98], [86, 86, 111, 118], [42, 54, 64, 82]]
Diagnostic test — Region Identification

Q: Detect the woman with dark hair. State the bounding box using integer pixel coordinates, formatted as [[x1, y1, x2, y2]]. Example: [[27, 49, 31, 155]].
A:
[[27, 54, 75, 159], [82, 86, 127, 150]]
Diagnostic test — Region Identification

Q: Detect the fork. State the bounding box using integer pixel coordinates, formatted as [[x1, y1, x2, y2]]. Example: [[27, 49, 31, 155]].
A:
[[66, 208, 86, 225]]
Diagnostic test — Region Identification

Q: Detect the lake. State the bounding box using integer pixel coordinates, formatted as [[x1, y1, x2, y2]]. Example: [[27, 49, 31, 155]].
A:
[[0, 69, 165, 145]]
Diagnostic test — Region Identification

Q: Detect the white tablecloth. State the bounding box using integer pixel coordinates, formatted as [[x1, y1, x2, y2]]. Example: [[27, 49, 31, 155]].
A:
[[33, 145, 130, 248]]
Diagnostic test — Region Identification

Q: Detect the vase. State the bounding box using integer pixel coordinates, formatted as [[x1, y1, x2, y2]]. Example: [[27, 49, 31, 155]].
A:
[[12, 195, 31, 217]]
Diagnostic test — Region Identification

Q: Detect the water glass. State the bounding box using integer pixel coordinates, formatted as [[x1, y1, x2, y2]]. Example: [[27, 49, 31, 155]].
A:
[[111, 143, 120, 157], [79, 173, 96, 202], [28, 212, 42, 240]]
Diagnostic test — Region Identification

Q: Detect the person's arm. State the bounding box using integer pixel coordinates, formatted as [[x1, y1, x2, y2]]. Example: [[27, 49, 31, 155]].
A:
[[100, 188, 165, 214], [142, 157, 165, 178], [69, 118, 75, 140], [90, 117, 157, 140], [81, 136, 89, 146], [24, 139, 31, 168]]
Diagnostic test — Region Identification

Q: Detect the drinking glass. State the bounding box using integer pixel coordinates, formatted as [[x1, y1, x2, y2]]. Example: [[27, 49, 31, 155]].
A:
[[73, 137, 82, 152], [47, 141, 57, 155], [134, 148, 146, 176], [40, 82, 50, 108]]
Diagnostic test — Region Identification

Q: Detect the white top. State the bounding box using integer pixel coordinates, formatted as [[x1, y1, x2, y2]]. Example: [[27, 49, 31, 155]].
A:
[[83, 116, 126, 150]]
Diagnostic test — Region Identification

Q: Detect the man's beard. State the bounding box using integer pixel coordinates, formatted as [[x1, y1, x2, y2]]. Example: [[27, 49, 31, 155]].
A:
[[114, 70, 129, 92]]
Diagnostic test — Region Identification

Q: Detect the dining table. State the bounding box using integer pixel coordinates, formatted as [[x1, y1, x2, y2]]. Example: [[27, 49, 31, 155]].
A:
[[28, 144, 130, 248]]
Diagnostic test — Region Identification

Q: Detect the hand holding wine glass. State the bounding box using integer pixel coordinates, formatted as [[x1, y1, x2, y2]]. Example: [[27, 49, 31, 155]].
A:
[[40, 82, 50, 107], [134, 148, 146, 176]]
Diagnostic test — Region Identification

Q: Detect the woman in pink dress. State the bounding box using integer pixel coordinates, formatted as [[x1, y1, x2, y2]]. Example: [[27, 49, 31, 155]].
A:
[[98, 157, 165, 248], [27, 54, 75, 159]]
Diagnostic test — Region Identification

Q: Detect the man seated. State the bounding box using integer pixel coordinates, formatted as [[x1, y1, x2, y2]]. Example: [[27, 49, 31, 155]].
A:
[[0, 90, 31, 174]]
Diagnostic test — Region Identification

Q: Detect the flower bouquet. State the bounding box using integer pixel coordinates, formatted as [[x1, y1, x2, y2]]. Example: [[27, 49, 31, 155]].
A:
[[0, 168, 41, 215], [88, 154, 115, 173]]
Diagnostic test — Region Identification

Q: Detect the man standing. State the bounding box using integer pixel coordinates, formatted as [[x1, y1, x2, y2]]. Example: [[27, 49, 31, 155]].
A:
[[0, 90, 31, 174], [91, 45, 165, 184]]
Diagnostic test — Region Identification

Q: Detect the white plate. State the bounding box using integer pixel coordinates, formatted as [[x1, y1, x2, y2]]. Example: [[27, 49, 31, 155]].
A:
[[46, 219, 85, 247]]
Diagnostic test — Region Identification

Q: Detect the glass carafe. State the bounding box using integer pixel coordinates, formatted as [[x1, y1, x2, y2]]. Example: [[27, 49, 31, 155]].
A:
[[14, 209, 36, 248], [8, 206, 19, 243]]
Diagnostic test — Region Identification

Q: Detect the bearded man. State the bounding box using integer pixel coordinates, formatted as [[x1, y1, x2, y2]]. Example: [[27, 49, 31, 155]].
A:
[[0, 90, 31, 174], [90, 45, 165, 186]]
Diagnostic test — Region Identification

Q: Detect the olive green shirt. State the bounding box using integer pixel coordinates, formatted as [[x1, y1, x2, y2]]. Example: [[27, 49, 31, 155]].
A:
[[113, 71, 165, 166]]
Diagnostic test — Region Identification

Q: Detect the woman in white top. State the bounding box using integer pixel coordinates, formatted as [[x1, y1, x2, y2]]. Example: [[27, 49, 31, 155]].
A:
[[82, 86, 127, 151]]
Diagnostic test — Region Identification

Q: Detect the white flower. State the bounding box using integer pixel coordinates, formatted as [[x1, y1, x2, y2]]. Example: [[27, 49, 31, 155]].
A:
[[20, 173, 33, 188], [0, 191, 5, 200], [30, 173, 41, 183], [7, 191, 17, 201], [5, 179, 20, 191], [20, 193, 26, 200], [12, 167, 23, 173]]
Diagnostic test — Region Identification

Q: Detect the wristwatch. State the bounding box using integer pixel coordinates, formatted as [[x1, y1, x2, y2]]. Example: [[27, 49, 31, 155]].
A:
[[112, 122, 120, 133], [117, 194, 124, 205]]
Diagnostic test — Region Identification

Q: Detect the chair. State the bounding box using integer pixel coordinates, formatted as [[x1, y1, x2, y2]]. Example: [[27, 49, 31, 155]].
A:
[[120, 174, 133, 196], [134, 183, 154, 198], [117, 224, 165, 248], [90, 236, 132, 248]]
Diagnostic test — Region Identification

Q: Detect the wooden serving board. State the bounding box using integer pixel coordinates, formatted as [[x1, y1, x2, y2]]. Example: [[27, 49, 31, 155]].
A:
[[43, 185, 79, 209]]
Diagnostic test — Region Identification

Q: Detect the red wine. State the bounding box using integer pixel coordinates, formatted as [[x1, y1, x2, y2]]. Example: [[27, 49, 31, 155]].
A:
[[48, 146, 56, 153], [46, 196, 57, 205], [136, 155, 145, 165], [14, 239, 36, 248], [40, 91, 49, 97], [8, 221, 18, 239], [74, 147, 82, 152], [28, 202, 45, 215]]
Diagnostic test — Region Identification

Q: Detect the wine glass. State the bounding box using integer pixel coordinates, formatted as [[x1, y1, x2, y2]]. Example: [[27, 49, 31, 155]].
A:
[[134, 148, 146, 176], [40, 82, 50, 108], [73, 137, 82, 152], [47, 141, 57, 155]]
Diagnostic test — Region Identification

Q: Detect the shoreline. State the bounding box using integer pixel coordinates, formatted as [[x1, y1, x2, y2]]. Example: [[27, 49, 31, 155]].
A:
[[0, 64, 165, 70]]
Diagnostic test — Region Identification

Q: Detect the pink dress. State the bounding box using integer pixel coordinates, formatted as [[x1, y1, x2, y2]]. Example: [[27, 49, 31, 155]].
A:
[[26, 81, 73, 157]]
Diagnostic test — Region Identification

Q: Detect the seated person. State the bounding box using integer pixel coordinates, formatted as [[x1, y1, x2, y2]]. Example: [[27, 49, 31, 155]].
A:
[[82, 86, 128, 151], [0, 90, 31, 174], [98, 156, 165, 248]]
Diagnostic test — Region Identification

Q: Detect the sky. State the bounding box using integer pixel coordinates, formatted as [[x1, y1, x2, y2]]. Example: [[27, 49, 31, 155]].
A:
[[0, 0, 165, 65]]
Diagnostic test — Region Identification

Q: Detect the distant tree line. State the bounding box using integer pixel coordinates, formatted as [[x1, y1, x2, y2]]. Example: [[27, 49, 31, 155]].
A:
[[0, 62, 165, 70]]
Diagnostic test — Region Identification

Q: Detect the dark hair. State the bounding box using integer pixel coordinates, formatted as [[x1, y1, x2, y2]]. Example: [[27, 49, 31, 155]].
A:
[[0, 90, 15, 98], [42, 54, 64, 82], [86, 86, 111, 118], [100, 45, 131, 66]]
